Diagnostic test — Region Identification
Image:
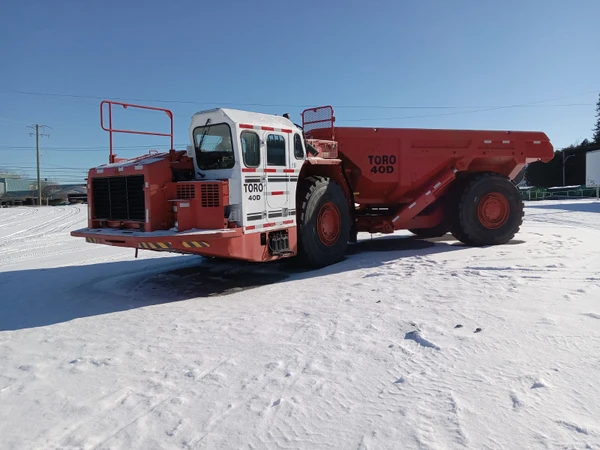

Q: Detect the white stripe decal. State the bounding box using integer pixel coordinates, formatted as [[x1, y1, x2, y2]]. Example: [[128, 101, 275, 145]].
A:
[[502, 140, 511, 144], [425, 190, 432, 196], [245, 168, 297, 173], [433, 182, 442, 189], [392, 216, 400, 222], [533, 140, 541, 144], [97, 168, 104, 174], [408, 202, 417, 209], [243, 125, 292, 133], [484, 140, 492, 144], [135, 165, 143, 170], [145, 209, 149, 223], [244, 221, 295, 231]]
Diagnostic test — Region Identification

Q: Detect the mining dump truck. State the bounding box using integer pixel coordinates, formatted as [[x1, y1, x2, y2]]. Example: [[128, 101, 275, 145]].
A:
[[71, 101, 554, 268]]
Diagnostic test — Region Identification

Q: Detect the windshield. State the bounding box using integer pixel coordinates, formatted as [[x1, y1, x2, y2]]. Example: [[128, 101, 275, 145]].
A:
[[193, 123, 235, 170]]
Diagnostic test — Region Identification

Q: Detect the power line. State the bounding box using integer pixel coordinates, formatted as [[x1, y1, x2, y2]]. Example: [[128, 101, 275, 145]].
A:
[[46, 162, 95, 170], [8, 167, 88, 172], [344, 104, 596, 122], [0, 143, 188, 150], [343, 92, 599, 122], [0, 116, 31, 125], [2, 88, 597, 110], [0, 148, 176, 153]]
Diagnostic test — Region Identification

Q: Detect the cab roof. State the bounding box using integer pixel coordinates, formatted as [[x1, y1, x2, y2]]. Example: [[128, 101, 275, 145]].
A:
[[191, 108, 298, 131]]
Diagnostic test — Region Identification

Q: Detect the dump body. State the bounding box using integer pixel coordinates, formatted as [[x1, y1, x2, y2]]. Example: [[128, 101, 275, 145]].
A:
[[308, 126, 553, 205]]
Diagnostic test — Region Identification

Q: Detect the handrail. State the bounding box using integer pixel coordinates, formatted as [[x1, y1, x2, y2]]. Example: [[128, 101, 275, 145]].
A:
[[100, 100, 174, 163], [301, 105, 335, 140]]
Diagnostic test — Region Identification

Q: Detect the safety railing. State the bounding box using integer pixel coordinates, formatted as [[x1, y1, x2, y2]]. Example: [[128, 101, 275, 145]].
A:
[[100, 100, 174, 163], [301, 105, 335, 140]]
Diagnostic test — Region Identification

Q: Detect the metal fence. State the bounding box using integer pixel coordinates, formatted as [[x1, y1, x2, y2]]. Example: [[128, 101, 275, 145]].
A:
[[520, 185, 600, 201]]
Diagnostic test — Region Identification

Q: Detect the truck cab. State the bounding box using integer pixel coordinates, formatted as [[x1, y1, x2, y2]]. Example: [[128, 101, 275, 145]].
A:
[[188, 108, 307, 233]]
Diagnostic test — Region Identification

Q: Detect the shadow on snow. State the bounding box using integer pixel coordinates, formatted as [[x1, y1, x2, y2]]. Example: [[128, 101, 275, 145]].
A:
[[526, 200, 600, 214], [0, 234, 518, 331]]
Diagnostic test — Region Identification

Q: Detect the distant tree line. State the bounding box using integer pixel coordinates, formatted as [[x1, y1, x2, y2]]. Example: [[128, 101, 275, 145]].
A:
[[526, 93, 600, 187]]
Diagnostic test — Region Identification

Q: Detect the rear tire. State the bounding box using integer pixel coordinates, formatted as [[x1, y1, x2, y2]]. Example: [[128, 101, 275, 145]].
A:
[[445, 175, 472, 244], [297, 176, 351, 268], [447, 173, 523, 246]]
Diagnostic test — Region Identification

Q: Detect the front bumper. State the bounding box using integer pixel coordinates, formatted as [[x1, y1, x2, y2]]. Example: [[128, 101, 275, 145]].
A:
[[71, 227, 242, 253]]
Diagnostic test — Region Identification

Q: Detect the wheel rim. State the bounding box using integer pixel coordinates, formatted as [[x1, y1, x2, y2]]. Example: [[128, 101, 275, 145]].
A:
[[317, 202, 341, 246], [477, 193, 510, 229]]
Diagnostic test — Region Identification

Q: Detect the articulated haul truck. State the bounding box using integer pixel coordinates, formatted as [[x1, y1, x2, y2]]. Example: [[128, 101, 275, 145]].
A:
[[72, 101, 553, 268]]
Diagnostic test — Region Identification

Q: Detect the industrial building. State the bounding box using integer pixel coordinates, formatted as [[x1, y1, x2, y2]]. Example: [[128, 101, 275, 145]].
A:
[[0, 174, 86, 206]]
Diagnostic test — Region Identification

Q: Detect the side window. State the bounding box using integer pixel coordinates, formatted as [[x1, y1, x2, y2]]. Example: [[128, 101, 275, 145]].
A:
[[267, 134, 286, 166], [294, 134, 304, 159], [241, 131, 260, 167]]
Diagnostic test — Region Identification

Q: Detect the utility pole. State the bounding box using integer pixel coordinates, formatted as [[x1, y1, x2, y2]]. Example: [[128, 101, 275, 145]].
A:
[[27, 124, 51, 206]]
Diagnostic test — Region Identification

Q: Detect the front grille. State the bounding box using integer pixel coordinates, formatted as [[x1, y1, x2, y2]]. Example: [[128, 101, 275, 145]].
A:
[[201, 183, 220, 207], [92, 175, 145, 221], [176, 183, 196, 199]]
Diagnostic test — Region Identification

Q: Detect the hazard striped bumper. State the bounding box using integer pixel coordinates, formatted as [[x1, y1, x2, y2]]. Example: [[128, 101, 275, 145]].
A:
[[86, 238, 182, 250], [139, 241, 174, 249], [181, 241, 210, 249], [74, 227, 240, 252]]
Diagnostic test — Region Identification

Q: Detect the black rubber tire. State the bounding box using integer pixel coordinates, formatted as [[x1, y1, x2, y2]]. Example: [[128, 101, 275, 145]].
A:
[[444, 175, 472, 244], [448, 173, 523, 246], [297, 176, 351, 268], [408, 221, 448, 238]]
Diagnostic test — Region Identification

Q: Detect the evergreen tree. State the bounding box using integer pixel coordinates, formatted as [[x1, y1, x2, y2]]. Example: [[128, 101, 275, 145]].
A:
[[594, 93, 600, 144]]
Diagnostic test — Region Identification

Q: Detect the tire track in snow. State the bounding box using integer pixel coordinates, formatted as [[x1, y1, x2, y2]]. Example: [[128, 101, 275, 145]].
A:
[[0, 211, 85, 256], [0, 207, 84, 249], [0, 207, 39, 228], [0, 207, 74, 245]]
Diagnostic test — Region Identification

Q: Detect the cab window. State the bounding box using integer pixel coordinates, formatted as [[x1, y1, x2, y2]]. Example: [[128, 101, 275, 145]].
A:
[[294, 134, 304, 159], [192, 123, 235, 170], [241, 131, 260, 167], [267, 134, 286, 166]]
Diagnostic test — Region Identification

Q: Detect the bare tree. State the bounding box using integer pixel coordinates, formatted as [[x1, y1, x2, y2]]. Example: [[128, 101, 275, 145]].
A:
[[41, 183, 61, 201]]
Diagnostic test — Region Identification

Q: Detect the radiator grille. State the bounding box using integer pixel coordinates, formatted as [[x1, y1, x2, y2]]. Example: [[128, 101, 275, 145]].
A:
[[92, 175, 145, 221], [176, 183, 196, 199], [201, 183, 220, 207]]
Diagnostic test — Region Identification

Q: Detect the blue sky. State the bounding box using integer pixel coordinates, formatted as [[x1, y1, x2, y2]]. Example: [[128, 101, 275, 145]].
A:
[[1, 0, 599, 183]]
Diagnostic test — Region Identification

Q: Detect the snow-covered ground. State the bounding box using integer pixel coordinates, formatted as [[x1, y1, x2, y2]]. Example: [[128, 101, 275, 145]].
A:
[[1, 201, 599, 450]]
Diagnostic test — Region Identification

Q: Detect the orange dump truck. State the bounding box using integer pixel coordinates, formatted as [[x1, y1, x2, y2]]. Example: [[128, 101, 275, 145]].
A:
[[71, 102, 554, 268]]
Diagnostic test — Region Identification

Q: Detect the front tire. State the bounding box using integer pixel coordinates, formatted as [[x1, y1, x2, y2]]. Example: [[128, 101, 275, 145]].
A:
[[449, 173, 523, 246], [297, 176, 351, 268]]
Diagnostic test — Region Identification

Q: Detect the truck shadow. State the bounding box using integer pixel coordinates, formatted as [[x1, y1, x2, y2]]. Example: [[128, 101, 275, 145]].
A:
[[0, 235, 519, 331]]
